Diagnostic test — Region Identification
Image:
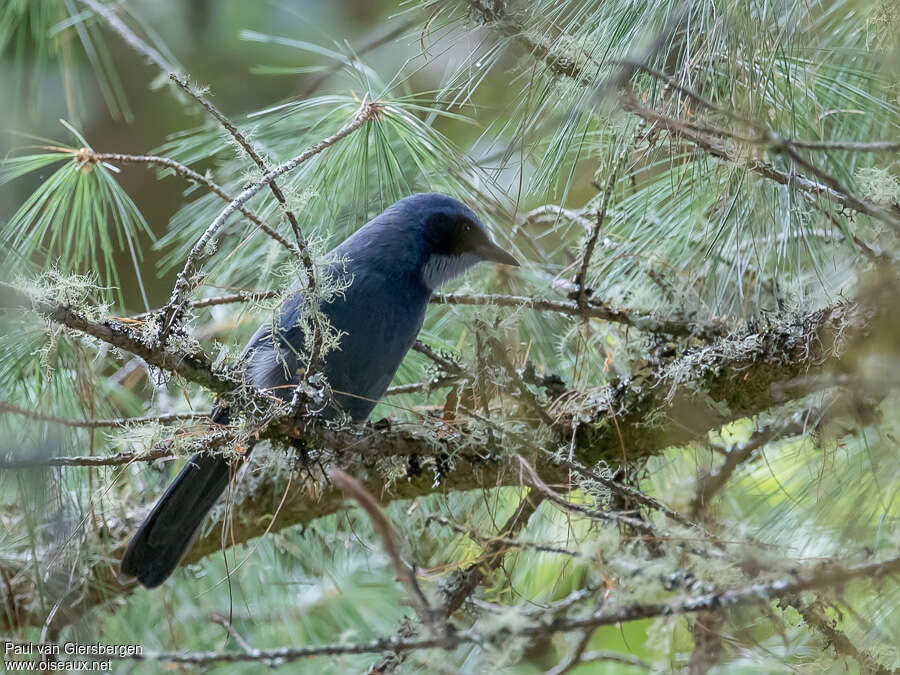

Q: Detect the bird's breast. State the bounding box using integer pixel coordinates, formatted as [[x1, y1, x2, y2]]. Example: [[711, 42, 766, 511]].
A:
[[244, 266, 430, 421]]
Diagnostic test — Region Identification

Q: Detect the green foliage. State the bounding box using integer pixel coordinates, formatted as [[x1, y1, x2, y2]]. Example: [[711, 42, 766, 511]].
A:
[[1, 0, 129, 120], [0, 0, 897, 672], [1, 123, 154, 308]]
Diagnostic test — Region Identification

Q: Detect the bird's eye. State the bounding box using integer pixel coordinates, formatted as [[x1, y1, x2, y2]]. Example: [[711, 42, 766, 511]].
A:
[[464, 223, 472, 233]]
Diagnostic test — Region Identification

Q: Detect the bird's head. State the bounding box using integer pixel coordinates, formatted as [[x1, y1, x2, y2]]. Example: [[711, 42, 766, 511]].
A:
[[397, 193, 519, 290]]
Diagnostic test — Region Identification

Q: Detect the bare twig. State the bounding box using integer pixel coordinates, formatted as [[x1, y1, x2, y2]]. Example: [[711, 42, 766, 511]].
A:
[[412, 340, 467, 377], [128, 289, 281, 321], [0, 449, 173, 469], [331, 469, 435, 628], [440, 489, 546, 617], [175, 288, 723, 337], [555, 456, 698, 531], [575, 147, 628, 314], [547, 629, 597, 675], [440, 291, 725, 338], [0, 403, 209, 429], [0, 430, 233, 469], [125, 285, 725, 339], [86, 151, 293, 251], [783, 139, 900, 153], [209, 613, 267, 662], [690, 414, 810, 519], [384, 376, 463, 397], [426, 514, 584, 558]]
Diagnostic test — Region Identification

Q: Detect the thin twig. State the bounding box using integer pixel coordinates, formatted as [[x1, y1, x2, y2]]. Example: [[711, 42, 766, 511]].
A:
[[0, 449, 174, 469], [547, 629, 596, 675], [78, 0, 176, 72], [783, 139, 900, 153], [433, 292, 725, 338], [209, 613, 266, 661], [0, 402, 209, 429], [575, 147, 628, 314], [484, 333, 554, 426], [155, 99, 379, 346], [0, 430, 232, 469], [516, 455, 662, 537], [554, 456, 698, 531], [426, 514, 584, 558], [167, 75, 308, 260], [120, 556, 900, 665], [412, 340, 467, 377], [130, 286, 724, 339], [332, 469, 435, 627], [440, 489, 546, 617], [690, 415, 809, 519], [88, 151, 293, 251]]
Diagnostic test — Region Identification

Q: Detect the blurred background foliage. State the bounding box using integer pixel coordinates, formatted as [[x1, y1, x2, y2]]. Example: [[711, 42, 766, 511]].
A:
[[0, 0, 898, 672]]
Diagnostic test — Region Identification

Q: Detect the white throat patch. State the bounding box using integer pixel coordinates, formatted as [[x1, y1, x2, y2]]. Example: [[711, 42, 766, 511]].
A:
[[422, 253, 479, 290]]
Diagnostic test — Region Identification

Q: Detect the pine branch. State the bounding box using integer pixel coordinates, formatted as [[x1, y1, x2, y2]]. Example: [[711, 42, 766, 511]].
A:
[[133, 287, 727, 338], [46, 303, 232, 394], [155, 99, 379, 346], [168, 74, 309, 263], [332, 469, 436, 628], [108, 555, 900, 666], [85, 151, 294, 251], [624, 99, 900, 233], [77, 0, 176, 73], [467, 2, 900, 234], [789, 598, 896, 675], [0, 403, 209, 429], [0, 289, 880, 634]]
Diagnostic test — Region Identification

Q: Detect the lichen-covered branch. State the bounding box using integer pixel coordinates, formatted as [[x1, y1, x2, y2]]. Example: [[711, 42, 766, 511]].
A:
[[109, 555, 900, 666], [0, 291, 877, 634]]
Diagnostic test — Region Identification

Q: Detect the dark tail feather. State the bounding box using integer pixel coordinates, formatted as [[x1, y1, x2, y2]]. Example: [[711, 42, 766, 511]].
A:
[[120, 452, 234, 588]]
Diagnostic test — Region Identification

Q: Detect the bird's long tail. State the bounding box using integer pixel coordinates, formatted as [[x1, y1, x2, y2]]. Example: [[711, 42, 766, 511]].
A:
[[120, 427, 251, 588]]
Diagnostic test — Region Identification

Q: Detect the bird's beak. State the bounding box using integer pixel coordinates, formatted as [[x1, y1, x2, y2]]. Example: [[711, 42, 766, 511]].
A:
[[478, 239, 520, 267]]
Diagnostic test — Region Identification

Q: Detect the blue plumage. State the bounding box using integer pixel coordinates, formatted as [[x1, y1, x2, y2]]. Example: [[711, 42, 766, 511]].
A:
[[120, 193, 518, 587]]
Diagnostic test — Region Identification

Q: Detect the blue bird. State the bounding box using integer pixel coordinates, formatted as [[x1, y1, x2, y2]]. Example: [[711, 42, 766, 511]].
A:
[[120, 193, 518, 588]]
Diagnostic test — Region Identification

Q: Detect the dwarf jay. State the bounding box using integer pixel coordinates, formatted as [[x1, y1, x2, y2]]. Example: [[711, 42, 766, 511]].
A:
[[120, 193, 518, 588]]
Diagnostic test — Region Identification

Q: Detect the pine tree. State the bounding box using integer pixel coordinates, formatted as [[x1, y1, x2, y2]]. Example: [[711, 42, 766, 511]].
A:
[[1, 0, 898, 671]]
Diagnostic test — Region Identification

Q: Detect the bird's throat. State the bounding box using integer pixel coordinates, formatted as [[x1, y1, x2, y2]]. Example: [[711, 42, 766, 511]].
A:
[[421, 252, 479, 290]]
